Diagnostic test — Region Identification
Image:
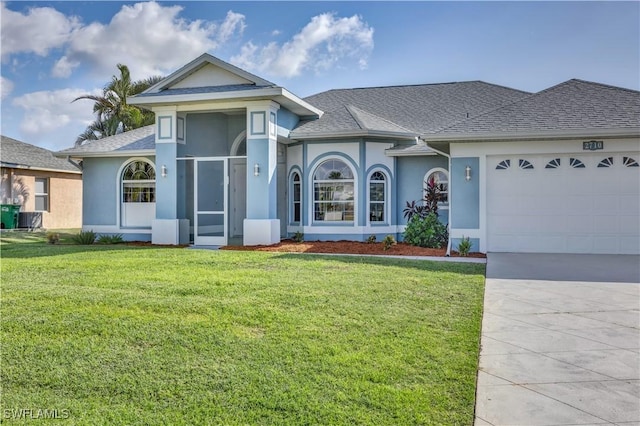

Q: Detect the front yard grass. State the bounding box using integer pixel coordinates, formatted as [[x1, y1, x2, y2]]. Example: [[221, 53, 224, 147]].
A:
[[0, 235, 485, 425]]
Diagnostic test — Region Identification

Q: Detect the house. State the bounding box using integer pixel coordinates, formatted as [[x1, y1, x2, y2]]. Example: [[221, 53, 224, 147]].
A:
[[56, 53, 640, 254], [1, 135, 82, 229]]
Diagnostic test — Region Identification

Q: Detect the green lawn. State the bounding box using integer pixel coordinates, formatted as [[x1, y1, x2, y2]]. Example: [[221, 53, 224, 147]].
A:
[[0, 232, 485, 425]]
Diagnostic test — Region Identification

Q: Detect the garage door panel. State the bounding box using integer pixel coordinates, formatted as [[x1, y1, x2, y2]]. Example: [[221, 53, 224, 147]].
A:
[[487, 153, 639, 254]]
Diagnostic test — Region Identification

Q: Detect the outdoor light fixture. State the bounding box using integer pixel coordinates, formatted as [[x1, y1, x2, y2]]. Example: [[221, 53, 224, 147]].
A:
[[254, 163, 260, 176], [161, 165, 168, 178], [465, 165, 472, 181]]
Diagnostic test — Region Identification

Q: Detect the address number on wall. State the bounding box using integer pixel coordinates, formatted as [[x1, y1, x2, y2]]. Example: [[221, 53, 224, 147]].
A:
[[583, 140, 604, 151]]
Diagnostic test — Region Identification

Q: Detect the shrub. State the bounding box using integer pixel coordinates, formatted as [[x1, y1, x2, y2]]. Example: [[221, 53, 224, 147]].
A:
[[97, 234, 124, 244], [366, 234, 377, 244], [382, 235, 396, 251], [403, 213, 448, 248], [292, 231, 304, 243], [457, 236, 472, 257], [46, 232, 60, 244], [72, 230, 96, 245]]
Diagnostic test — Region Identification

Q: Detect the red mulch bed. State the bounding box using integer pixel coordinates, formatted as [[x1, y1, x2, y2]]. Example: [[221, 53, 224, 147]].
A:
[[221, 240, 485, 258]]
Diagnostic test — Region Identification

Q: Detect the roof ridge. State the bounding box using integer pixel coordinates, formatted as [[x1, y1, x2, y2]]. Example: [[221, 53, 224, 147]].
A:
[[346, 105, 416, 134], [311, 80, 530, 96], [568, 78, 640, 94]]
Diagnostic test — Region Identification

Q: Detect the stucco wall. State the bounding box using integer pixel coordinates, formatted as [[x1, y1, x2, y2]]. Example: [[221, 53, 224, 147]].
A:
[[395, 155, 448, 225], [1, 167, 82, 229]]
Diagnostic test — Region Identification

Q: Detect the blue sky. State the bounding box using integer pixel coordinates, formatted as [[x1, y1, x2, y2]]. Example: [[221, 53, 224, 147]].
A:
[[1, 1, 638, 151]]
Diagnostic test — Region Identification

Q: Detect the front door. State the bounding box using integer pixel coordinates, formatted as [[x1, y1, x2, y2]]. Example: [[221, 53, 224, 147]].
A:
[[194, 159, 227, 246]]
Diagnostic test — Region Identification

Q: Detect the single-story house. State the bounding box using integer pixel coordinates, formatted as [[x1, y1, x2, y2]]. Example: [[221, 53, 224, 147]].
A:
[[1, 135, 83, 229], [56, 53, 640, 254]]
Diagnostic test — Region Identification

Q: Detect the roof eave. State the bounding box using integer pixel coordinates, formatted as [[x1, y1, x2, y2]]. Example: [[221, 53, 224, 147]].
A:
[[290, 130, 418, 141], [54, 149, 156, 159], [384, 149, 438, 157], [0, 162, 82, 174], [422, 127, 640, 142]]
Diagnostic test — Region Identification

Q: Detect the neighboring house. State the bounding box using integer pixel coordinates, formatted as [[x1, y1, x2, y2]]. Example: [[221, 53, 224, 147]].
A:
[[56, 53, 640, 254], [1, 135, 82, 229]]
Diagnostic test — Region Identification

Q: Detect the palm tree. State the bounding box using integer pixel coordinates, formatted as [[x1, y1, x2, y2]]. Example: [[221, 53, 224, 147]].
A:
[[73, 64, 162, 146]]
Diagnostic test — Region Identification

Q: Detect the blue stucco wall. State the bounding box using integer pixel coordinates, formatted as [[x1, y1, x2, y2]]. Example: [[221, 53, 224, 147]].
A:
[[82, 156, 155, 226], [277, 108, 300, 137], [155, 143, 177, 219], [451, 157, 479, 229], [183, 113, 229, 156], [396, 155, 448, 225]]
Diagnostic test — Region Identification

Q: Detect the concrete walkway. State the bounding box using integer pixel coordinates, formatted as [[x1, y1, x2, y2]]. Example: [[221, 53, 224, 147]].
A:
[[475, 253, 640, 426]]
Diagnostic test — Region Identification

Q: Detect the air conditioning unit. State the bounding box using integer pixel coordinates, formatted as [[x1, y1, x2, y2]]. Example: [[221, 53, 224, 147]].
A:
[[18, 212, 43, 229]]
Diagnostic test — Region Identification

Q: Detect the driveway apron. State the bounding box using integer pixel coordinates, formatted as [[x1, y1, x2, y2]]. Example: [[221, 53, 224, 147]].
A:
[[475, 253, 640, 426]]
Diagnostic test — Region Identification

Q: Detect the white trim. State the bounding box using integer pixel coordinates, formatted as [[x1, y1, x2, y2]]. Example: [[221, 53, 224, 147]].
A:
[[309, 156, 358, 226], [450, 228, 482, 239], [2, 163, 82, 174], [424, 167, 449, 210], [301, 225, 403, 234], [230, 130, 247, 156], [366, 168, 390, 226], [116, 158, 156, 230], [423, 127, 640, 142], [479, 155, 487, 253], [60, 150, 155, 159]]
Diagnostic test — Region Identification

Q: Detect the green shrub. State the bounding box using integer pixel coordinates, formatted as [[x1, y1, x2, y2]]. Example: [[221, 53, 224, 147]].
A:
[[403, 213, 448, 248], [97, 234, 124, 244], [292, 231, 304, 243], [72, 230, 96, 245], [457, 236, 472, 257], [366, 234, 377, 244], [46, 232, 60, 244], [382, 235, 396, 251]]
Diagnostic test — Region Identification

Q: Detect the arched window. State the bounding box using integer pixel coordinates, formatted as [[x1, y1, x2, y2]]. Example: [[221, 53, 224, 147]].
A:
[[424, 168, 448, 209], [313, 159, 355, 222], [369, 171, 387, 223], [291, 171, 301, 223], [120, 159, 156, 228], [122, 160, 156, 203]]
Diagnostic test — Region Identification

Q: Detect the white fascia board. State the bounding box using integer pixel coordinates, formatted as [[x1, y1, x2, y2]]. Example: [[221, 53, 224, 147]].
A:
[[128, 87, 284, 107], [279, 88, 323, 118], [0, 163, 82, 174], [54, 149, 155, 159], [384, 149, 438, 157], [290, 130, 417, 141], [422, 127, 640, 142]]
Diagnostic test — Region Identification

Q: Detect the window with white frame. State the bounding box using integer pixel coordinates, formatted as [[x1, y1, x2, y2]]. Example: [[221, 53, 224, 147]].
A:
[[369, 171, 386, 223], [122, 160, 156, 203], [34, 178, 48, 211], [291, 172, 301, 223], [424, 169, 448, 209], [313, 159, 354, 222]]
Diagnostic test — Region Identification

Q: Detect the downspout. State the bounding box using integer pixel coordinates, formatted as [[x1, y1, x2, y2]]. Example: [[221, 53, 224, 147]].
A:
[[66, 157, 83, 171], [423, 140, 452, 257]]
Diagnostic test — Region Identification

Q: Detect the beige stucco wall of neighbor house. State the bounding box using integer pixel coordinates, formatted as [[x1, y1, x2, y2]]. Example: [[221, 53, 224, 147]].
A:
[[0, 168, 82, 229]]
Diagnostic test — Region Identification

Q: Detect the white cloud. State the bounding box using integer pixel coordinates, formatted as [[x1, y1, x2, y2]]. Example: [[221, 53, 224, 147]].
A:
[[0, 3, 80, 59], [231, 13, 374, 78], [1, 76, 14, 99], [58, 2, 245, 80], [12, 88, 101, 149], [51, 56, 80, 78]]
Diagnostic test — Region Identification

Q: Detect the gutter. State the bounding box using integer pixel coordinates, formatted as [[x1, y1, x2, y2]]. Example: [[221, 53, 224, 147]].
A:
[[422, 127, 640, 143], [67, 157, 83, 171], [424, 139, 452, 257]]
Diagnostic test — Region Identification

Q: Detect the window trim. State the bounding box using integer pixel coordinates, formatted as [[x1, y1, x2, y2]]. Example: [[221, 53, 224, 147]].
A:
[[34, 177, 49, 212], [121, 160, 156, 203], [311, 157, 357, 224], [367, 169, 388, 225], [424, 167, 449, 210], [289, 170, 302, 225]]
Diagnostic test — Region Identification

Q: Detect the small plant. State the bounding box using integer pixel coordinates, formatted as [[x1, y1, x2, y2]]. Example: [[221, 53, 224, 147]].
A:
[[46, 232, 60, 244], [97, 234, 124, 244], [457, 236, 472, 257], [366, 234, 377, 244], [292, 231, 304, 243], [72, 230, 96, 245], [403, 213, 448, 248], [382, 234, 396, 251]]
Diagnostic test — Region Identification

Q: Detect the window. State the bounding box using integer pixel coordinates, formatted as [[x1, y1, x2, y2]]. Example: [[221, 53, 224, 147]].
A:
[[519, 159, 534, 169], [34, 178, 48, 211], [291, 172, 301, 223], [369, 171, 386, 223], [313, 159, 354, 222], [122, 160, 156, 203], [496, 159, 511, 170], [424, 169, 448, 209], [545, 158, 561, 169]]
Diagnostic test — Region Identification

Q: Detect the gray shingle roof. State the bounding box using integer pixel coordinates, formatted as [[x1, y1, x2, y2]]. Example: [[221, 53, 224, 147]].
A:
[[56, 125, 155, 156], [292, 81, 530, 138], [132, 84, 272, 98], [1, 135, 81, 173], [434, 79, 640, 136]]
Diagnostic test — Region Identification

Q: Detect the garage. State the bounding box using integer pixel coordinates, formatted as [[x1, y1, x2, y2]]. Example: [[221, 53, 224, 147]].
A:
[[487, 153, 640, 254]]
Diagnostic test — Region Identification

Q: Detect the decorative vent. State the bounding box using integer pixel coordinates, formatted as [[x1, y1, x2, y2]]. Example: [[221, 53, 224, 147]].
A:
[[545, 158, 561, 169], [570, 158, 585, 169], [518, 159, 534, 170], [623, 157, 639, 167], [597, 157, 613, 168], [496, 159, 511, 170]]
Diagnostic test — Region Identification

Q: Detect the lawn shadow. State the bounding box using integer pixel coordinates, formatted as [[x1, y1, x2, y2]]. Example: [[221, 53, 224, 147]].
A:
[[272, 252, 486, 276], [0, 241, 163, 259]]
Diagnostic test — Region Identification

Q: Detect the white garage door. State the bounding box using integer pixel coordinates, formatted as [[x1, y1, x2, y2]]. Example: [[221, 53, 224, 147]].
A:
[[487, 153, 640, 254]]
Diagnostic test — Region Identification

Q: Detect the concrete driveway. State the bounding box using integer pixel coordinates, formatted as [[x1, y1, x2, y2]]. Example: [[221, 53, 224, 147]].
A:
[[475, 253, 640, 426]]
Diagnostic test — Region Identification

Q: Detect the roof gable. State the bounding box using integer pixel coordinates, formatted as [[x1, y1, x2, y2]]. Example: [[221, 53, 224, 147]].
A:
[[144, 53, 274, 94]]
